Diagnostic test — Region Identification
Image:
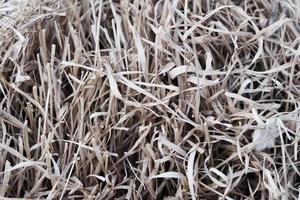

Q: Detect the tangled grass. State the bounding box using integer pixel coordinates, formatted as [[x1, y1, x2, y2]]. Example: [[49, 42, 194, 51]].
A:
[[0, 0, 300, 199]]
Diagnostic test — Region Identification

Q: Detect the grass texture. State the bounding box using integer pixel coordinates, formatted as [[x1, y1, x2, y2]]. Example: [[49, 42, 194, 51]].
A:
[[0, 0, 300, 199]]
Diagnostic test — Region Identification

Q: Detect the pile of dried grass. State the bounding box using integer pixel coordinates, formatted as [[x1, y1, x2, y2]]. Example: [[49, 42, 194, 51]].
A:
[[0, 0, 300, 199]]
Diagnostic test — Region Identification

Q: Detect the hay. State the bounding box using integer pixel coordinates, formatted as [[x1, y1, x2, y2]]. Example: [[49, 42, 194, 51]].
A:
[[0, 0, 300, 199]]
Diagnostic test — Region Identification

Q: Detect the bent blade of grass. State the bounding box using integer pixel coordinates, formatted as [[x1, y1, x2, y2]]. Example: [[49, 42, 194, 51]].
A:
[[150, 172, 185, 179]]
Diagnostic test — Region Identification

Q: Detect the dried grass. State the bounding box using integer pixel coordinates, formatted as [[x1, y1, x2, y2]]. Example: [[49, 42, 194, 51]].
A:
[[0, 0, 300, 199]]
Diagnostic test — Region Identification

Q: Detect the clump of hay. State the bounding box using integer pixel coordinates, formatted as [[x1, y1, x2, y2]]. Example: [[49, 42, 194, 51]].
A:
[[0, 0, 300, 199]]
